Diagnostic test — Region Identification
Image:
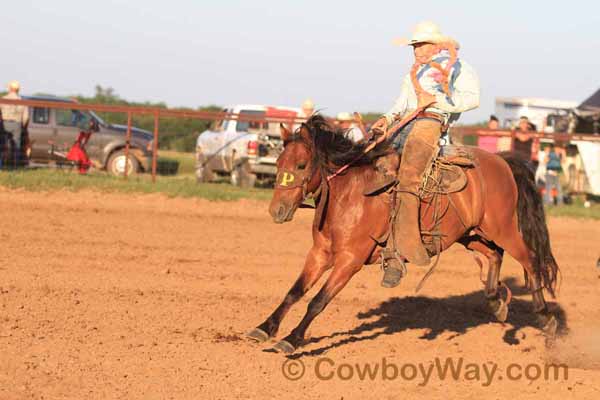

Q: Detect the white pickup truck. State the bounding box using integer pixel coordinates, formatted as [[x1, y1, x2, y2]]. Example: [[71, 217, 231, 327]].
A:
[[195, 104, 301, 187]]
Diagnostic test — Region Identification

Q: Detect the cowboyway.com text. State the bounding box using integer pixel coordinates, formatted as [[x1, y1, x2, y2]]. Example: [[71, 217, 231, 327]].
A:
[[280, 356, 568, 386]]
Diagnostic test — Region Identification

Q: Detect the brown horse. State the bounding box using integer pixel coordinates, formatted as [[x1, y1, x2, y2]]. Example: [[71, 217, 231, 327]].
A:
[[247, 115, 559, 354]]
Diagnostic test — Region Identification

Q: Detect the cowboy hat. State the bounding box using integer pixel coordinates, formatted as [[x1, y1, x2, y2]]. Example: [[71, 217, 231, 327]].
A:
[[336, 112, 354, 122], [302, 98, 315, 110], [393, 21, 460, 49], [8, 80, 20, 91]]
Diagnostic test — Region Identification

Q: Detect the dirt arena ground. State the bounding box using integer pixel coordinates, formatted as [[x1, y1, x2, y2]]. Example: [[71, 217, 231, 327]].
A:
[[0, 188, 599, 399]]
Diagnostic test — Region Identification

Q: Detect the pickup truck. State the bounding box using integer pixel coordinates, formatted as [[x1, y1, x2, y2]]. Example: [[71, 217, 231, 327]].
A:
[[195, 104, 300, 187], [25, 95, 153, 176]]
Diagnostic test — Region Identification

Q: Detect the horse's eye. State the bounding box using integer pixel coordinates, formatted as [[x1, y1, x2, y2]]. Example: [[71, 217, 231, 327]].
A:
[[298, 163, 307, 170]]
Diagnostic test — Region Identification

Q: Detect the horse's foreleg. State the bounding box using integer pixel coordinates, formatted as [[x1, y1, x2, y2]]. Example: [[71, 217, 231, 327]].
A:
[[271, 253, 363, 354], [247, 244, 332, 343]]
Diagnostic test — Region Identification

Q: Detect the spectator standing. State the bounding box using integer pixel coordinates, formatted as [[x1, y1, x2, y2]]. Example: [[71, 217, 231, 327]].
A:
[[512, 116, 539, 171], [293, 98, 315, 131], [1, 81, 29, 166], [299, 99, 315, 119], [487, 115, 499, 130], [478, 115, 500, 153], [544, 144, 563, 205]]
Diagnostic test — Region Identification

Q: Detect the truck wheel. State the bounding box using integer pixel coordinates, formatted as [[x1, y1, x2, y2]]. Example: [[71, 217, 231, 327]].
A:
[[196, 152, 214, 183], [107, 150, 140, 177], [231, 161, 256, 188]]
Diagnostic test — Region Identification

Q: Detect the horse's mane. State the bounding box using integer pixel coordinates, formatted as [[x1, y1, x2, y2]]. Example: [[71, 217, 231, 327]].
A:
[[296, 114, 390, 173]]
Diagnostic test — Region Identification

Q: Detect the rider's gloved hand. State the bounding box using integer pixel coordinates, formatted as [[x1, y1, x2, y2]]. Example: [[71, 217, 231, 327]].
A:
[[369, 117, 389, 138]]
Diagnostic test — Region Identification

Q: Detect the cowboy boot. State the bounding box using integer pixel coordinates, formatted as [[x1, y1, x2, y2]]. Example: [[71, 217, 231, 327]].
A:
[[394, 192, 430, 266], [363, 152, 400, 195], [393, 119, 441, 266]]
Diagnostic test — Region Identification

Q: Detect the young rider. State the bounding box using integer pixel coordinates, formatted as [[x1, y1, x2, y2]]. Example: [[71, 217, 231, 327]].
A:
[[367, 21, 480, 288]]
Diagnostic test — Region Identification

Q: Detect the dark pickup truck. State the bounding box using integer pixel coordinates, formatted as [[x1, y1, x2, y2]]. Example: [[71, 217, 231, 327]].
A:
[[25, 96, 153, 175]]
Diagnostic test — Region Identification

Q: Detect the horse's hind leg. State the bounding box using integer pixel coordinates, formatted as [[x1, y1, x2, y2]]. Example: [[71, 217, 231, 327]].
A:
[[529, 275, 558, 337], [485, 217, 558, 337], [461, 237, 507, 322], [247, 243, 331, 343]]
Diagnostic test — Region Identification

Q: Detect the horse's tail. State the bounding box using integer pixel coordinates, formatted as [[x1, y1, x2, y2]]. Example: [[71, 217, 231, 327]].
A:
[[499, 152, 559, 297]]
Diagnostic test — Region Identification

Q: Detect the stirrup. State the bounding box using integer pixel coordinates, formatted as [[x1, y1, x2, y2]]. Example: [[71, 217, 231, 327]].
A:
[[380, 250, 407, 288]]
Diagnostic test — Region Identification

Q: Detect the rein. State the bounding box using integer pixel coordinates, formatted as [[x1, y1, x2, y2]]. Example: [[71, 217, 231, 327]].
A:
[[326, 105, 426, 182]]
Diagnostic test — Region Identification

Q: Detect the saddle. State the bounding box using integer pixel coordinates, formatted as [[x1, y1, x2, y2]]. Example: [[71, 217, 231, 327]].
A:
[[371, 145, 476, 289], [422, 145, 475, 195]]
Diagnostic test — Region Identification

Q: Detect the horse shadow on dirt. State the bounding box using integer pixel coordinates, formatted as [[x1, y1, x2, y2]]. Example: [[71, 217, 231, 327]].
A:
[[288, 277, 567, 359]]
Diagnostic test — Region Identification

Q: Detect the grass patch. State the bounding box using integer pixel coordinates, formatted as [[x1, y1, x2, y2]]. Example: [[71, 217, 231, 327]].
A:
[[0, 169, 272, 201], [545, 199, 600, 220], [1, 168, 599, 218], [158, 150, 196, 175]]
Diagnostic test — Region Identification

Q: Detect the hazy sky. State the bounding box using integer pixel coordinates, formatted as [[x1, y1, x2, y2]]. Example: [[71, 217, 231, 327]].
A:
[[2, 0, 599, 122]]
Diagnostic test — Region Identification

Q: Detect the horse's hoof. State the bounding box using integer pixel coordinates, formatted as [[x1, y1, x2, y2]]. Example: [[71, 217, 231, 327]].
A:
[[542, 315, 558, 338], [272, 340, 296, 354], [492, 299, 509, 322], [247, 328, 270, 343]]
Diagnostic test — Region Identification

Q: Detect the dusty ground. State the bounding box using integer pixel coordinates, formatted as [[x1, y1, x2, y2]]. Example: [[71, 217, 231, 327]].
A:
[[0, 188, 599, 399]]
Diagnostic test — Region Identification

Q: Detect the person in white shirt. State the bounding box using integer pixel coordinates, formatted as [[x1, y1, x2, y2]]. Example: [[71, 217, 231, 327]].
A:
[[336, 112, 364, 142], [1, 81, 29, 166], [299, 99, 315, 119], [293, 98, 315, 131], [366, 22, 481, 288]]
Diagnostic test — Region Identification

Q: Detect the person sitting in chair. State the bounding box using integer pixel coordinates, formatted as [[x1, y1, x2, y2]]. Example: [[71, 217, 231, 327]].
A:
[[366, 21, 480, 288]]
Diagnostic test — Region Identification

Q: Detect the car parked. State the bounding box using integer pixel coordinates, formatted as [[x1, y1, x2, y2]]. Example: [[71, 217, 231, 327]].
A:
[[195, 104, 300, 187], [25, 96, 153, 176]]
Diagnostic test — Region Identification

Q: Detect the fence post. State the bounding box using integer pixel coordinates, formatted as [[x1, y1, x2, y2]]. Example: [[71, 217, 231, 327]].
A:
[[124, 111, 132, 179], [152, 111, 159, 183]]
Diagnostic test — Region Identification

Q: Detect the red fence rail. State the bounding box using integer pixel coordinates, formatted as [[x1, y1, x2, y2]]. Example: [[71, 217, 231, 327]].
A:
[[451, 126, 600, 143]]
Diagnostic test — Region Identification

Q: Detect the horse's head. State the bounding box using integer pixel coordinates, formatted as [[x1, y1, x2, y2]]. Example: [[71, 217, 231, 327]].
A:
[[269, 123, 321, 223]]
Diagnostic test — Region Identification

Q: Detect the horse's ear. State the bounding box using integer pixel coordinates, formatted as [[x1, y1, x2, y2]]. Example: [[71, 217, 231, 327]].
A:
[[280, 123, 291, 142]]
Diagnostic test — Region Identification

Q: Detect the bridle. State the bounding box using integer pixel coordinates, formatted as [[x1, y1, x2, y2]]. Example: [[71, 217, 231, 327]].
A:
[[274, 135, 322, 202]]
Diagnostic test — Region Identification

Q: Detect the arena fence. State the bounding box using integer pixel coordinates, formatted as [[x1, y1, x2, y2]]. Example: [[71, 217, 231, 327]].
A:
[[1, 98, 599, 184], [0, 98, 306, 181]]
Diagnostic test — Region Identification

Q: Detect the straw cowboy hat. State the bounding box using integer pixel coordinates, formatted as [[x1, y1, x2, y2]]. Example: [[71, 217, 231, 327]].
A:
[[393, 21, 460, 49], [336, 112, 354, 122], [302, 98, 315, 110], [8, 80, 20, 91]]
